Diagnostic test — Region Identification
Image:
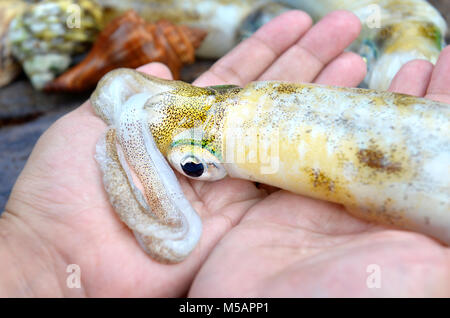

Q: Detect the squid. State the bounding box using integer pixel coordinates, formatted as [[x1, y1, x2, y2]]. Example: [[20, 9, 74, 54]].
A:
[[96, 0, 447, 90], [90, 68, 450, 263]]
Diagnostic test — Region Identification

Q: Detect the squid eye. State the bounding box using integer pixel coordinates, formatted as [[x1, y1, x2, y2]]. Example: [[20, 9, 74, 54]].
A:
[[181, 158, 205, 178]]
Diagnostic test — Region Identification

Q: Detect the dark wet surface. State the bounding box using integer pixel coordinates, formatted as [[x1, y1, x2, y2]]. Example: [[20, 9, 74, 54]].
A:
[[0, 110, 77, 208], [0, 1, 449, 212]]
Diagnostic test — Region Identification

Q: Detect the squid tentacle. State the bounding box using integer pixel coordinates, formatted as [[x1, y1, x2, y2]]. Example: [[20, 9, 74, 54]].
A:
[[96, 128, 201, 263], [94, 91, 202, 264]]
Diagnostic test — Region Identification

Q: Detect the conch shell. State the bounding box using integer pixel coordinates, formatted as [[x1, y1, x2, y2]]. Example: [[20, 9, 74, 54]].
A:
[[0, 0, 27, 88], [45, 10, 207, 92]]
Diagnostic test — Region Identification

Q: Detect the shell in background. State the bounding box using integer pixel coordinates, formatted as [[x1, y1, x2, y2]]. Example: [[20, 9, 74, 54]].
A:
[[0, 0, 28, 88], [276, 0, 448, 90], [9, 0, 103, 90], [95, 0, 264, 58], [45, 10, 207, 92], [94, 0, 448, 91]]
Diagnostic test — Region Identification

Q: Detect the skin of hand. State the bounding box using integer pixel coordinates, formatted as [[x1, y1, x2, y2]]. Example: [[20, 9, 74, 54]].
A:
[[1, 10, 449, 297]]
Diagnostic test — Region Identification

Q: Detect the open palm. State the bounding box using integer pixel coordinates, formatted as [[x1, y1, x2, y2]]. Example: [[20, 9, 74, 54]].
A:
[[3, 11, 449, 297]]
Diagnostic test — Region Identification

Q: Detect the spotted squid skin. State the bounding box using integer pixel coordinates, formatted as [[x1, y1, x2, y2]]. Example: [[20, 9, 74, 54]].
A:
[[91, 69, 449, 263], [220, 82, 450, 244]]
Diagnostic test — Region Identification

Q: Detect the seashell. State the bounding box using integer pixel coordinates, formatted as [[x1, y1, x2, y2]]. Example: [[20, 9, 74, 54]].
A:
[[96, 0, 448, 90], [96, 0, 261, 58], [0, 0, 28, 88], [45, 10, 207, 92], [9, 0, 103, 90]]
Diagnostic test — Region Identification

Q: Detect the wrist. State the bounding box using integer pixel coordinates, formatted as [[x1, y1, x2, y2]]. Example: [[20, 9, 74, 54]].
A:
[[0, 210, 80, 297]]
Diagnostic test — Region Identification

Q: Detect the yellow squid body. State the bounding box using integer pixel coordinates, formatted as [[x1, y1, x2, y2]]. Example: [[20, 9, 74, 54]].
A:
[[91, 69, 449, 263], [220, 81, 449, 243]]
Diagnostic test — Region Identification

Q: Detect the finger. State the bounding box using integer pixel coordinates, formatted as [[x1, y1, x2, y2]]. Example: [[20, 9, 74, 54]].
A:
[[426, 46, 450, 103], [388, 60, 433, 97], [194, 10, 313, 87], [258, 10, 361, 82], [137, 62, 173, 80], [313, 52, 367, 87]]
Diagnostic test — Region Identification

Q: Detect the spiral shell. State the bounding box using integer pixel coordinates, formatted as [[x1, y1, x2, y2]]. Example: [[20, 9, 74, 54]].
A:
[[9, 0, 103, 90], [45, 10, 207, 92]]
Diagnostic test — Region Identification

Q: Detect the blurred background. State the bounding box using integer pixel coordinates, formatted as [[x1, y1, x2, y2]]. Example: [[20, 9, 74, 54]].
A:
[[0, 0, 449, 211]]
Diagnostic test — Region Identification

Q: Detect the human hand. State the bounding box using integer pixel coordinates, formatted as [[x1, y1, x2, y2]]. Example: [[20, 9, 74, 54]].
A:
[[2, 9, 448, 297]]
